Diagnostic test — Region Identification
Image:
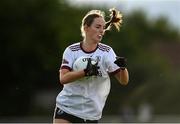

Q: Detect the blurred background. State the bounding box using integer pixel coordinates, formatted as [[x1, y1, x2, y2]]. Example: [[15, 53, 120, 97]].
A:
[[0, 0, 180, 123]]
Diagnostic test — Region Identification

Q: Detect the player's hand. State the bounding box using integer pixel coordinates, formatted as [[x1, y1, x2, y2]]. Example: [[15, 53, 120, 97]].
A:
[[84, 58, 99, 76], [114, 56, 127, 70]]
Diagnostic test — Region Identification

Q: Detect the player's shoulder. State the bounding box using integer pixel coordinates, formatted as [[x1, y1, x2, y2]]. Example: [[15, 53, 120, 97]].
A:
[[68, 42, 81, 51], [98, 43, 112, 52]]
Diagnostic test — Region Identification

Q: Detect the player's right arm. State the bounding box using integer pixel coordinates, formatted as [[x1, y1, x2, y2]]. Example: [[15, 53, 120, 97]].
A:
[[59, 69, 85, 84], [59, 46, 86, 84], [59, 46, 99, 84], [60, 58, 99, 84], [59, 47, 85, 84]]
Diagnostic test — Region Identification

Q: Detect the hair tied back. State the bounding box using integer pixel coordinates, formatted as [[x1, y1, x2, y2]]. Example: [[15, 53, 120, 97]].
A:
[[105, 8, 123, 31]]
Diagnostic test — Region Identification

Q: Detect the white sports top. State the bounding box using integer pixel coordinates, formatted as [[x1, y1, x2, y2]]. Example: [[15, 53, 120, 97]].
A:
[[56, 42, 120, 120]]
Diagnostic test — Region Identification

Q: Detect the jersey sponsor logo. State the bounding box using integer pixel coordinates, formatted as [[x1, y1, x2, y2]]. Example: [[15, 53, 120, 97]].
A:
[[95, 56, 101, 62], [62, 59, 69, 64], [91, 56, 103, 77], [81, 57, 89, 62]]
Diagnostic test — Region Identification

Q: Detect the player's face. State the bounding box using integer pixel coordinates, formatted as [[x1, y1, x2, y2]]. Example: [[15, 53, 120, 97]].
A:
[[85, 17, 105, 43]]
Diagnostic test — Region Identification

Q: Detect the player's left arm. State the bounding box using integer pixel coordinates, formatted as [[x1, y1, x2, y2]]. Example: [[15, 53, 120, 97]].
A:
[[114, 57, 129, 85], [115, 68, 129, 85], [105, 47, 129, 85]]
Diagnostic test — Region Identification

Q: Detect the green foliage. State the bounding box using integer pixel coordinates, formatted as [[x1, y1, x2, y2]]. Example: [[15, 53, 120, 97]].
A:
[[1, 0, 180, 117]]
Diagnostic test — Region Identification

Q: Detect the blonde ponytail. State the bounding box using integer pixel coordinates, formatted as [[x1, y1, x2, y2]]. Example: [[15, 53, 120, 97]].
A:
[[105, 8, 123, 31]]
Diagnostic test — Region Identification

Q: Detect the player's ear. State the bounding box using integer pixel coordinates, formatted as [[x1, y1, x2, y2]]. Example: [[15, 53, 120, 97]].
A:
[[84, 24, 89, 32]]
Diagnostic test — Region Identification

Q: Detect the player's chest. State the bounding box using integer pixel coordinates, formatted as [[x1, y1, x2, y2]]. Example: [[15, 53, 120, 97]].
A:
[[74, 51, 106, 65]]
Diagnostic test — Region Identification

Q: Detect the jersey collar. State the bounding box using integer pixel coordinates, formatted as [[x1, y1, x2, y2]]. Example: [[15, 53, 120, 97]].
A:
[[80, 42, 98, 54]]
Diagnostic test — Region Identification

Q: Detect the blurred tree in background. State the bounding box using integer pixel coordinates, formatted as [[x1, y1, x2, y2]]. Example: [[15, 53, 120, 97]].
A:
[[0, 0, 180, 122]]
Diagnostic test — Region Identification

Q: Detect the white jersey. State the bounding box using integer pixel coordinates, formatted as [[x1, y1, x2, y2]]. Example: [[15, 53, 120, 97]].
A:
[[56, 42, 120, 120]]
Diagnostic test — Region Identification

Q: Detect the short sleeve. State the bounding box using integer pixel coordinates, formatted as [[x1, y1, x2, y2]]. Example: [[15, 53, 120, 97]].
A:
[[60, 47, 74, 71], [105, 48, 120, 74]]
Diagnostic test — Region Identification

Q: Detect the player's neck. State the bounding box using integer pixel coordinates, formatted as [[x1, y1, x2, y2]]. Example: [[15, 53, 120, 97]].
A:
[[82, 40, 98, 52]]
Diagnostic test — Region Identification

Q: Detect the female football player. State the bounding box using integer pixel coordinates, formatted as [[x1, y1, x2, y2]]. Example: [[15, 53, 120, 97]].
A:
[[53, 8, 129, 123]]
